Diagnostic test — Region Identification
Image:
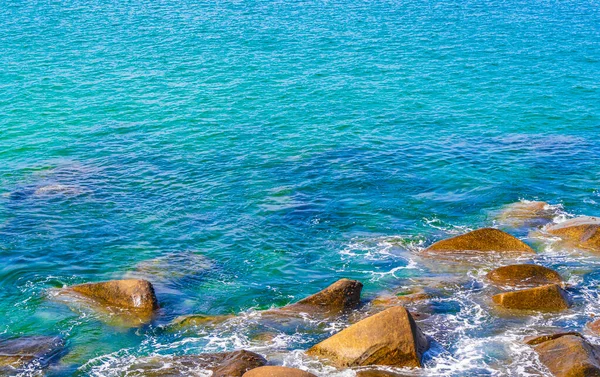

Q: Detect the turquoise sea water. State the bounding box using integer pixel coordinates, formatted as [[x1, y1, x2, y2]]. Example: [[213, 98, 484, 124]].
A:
[[1, 0, 599, 376]]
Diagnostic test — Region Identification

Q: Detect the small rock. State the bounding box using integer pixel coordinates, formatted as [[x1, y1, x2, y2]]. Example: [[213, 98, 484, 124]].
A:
[[487, 264, 562, 287], [121, 350, 266, 377], [425, 228, 534, 254], [307, 306, 429, 368], [243, 366, 317, 377], [0, 336, 64, 374], [57, 279, 158, 326], [530, 334, 600, 377], [497, 201, 556, 228], [492, 284, 569, 312], [547, 217, 600, 252]]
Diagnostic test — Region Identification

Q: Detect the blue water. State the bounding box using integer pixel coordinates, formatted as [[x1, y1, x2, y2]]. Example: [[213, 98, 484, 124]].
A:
[[1, 0, 599, 376]]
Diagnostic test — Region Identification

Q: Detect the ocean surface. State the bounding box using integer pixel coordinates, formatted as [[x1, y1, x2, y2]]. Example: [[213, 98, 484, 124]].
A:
[[1, 0, 599, 376]]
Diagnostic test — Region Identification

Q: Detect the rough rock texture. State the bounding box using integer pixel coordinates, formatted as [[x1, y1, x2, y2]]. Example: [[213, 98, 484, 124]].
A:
[[307, 306, 429, 368], [121, 350, 266, 377], [492, 284, 569, 312], [67, 279, 158, 313], [425, 228, 534, 253], [497, 201, 555, 228], [487, 264, 562, 287], [547, 217, 600, 251], [0, 336, 64, 373], [243, 366, 317, 377], [530, 334, 600, 377], [280, 278, 363, 316]]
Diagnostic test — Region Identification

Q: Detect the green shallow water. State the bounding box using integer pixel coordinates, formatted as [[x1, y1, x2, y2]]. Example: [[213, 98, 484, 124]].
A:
[[1, 0, 599, 376]]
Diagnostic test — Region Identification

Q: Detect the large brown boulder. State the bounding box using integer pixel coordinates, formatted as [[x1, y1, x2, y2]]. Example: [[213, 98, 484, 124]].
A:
[[243, 366, 317, 377], [492, 284, 569, 312], [120, 350, 266, 377], [487, 264, 562, 287], [529, 333, 600, 377], [307, 306, 429, 368], [425, 228, 534, 254], [547, 217, 600, 251], [497, 201, 556, 228], [57, 279, 158, 326], [0, 336, 64, 374]]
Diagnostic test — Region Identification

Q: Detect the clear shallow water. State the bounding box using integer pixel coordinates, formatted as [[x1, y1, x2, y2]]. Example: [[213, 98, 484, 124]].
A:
[[0, 0, 599, 376]]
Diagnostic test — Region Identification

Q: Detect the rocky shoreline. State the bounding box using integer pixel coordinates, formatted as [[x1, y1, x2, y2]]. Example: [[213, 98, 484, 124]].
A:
[[2, 201, 600, 376]]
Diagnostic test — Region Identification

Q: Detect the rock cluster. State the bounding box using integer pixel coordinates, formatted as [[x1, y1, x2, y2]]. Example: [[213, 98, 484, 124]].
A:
[[18, 200, 599, 376]]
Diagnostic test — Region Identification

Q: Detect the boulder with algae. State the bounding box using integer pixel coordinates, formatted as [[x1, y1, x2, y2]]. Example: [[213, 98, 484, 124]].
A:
[[243, 366, 317, 377], [487, 264, 562, 287], [425, 228, 534, 254], [120, 350, 266, 377], [527, 333, 600, 377], [307, 306, 429, 368], [0, 336, 64, 374], [492, 284, 569, 312], [547, 216, 600, 252], [55, 279, 158, 326]]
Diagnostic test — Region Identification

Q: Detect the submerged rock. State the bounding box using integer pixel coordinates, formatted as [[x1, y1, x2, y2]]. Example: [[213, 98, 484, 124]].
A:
[[307, 306, 429, 368], [547, 217, 600, 252], [126, 252, 213, 286], [425, 228, 534, 254], [487, 264, 562, 287], [0, 336, 64, 374], [121, 350, 266, 377], [169, 314, 233, 330], [243, 366, 317, 377], [57, 279, 158, 326], [529, 333, 600, 377], [33, 184, 82, 196], [497, 201, 556, 228], [372, 287, 431, 307], [588, 319, 600, 336], [492, 284, 569, 312]]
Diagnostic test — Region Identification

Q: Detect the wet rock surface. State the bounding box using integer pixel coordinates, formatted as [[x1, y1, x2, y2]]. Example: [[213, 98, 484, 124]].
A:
[[425, 228, 534, 254], [492, 284, 570, 312], [56, 279, 159, 326], [487, 264, 562, 287], [307, 306, 429, 368], [530, 334, 600, 377], [547, 217, 600, 252]]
